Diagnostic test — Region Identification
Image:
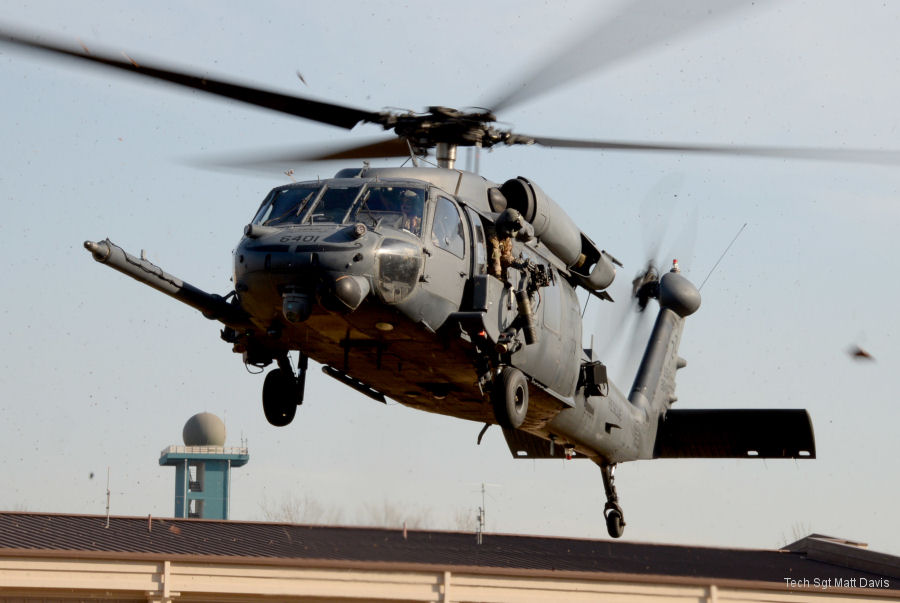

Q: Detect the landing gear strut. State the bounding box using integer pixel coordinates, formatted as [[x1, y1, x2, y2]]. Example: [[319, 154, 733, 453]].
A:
[[600, 463, 625, 538], [262, 353, 307, 427]]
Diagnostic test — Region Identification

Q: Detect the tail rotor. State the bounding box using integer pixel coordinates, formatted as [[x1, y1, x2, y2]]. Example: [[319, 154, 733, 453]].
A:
[[596, 176, 697, 374]]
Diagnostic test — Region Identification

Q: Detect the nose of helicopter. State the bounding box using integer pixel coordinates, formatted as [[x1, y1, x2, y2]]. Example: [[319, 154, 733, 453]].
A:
[[235, 223, 425, 326]]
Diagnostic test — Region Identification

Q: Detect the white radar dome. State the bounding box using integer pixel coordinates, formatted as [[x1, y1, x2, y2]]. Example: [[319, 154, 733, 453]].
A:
[[182, 412, 227, 446]]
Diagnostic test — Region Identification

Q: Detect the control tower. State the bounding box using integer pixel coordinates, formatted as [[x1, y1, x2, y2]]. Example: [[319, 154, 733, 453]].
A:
[[159, 413, 249, 520]]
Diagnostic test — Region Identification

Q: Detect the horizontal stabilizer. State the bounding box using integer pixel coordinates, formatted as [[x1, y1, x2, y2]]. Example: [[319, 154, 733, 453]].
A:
[[654, 409, 815, 459]]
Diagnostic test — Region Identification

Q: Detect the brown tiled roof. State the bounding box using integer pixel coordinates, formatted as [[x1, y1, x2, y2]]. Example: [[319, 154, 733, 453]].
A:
[[0, 512, 897, 589]]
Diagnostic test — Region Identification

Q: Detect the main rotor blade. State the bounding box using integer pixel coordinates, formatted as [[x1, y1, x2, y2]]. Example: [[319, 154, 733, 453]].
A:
[[0, 27, 384, 130], [196, 137, 411, 172], [293, 137, 412, 161], [484, 0, 753, 113], [525, 135, 900, 166]]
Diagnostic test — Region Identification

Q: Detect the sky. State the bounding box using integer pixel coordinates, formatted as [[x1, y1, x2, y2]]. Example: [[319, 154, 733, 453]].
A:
[[2, 0, 899, 555]]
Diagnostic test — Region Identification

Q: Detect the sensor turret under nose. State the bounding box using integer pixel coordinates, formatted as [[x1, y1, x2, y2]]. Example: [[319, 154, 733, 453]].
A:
[[282, 289, 313, 323]]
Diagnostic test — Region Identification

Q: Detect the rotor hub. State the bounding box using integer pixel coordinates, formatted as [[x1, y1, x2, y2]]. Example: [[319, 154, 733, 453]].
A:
[[385, 106, 522, 153]]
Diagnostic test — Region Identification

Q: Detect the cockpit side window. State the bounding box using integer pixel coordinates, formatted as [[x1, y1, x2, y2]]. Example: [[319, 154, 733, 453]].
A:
[[432, 197, 465, 258], [253, 185, 320, 226]]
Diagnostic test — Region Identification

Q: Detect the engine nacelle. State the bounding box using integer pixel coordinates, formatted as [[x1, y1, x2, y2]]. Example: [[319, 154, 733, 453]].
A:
[[497, 177, 616, 291], [499, 177, 581, 266]]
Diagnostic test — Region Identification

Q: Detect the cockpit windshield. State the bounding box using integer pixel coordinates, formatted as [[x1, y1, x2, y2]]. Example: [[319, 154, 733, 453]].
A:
[[251, 182, 426, 235], [354, 185, 425, 236], [306, 184, 362, 224], [252, 184, 320, 226]]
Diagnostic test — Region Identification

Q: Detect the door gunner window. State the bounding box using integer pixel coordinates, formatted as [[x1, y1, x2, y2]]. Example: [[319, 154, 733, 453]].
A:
[[431, 197, 465, 258]]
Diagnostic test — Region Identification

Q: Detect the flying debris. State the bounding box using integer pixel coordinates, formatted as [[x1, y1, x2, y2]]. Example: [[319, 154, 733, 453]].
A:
[[848, 345, 875, 362]]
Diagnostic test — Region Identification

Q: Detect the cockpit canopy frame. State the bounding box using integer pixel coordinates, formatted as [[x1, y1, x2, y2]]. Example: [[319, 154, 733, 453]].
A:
[[252, 179, 427, 236]]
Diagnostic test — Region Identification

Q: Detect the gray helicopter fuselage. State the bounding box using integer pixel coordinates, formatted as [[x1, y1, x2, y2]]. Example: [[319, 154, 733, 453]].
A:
[[83, 165, 711, 467], [230, 167, 604, 447]]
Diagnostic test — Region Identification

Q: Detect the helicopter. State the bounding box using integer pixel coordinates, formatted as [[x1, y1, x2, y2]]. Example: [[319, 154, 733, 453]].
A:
[[18, 5, 900, 539]]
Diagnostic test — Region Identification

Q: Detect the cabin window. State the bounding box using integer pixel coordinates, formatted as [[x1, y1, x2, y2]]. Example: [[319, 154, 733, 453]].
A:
[[543, 277, 562, 334], [465, 207, 487, 275], [431, 197, 465, 258]]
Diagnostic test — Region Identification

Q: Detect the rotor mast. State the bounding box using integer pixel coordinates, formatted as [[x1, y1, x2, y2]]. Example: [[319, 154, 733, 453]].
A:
[[435, 142, 458, 169]]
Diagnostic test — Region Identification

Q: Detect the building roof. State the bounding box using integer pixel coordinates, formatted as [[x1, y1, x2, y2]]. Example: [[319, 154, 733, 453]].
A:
[[0, 512, 897, 590]]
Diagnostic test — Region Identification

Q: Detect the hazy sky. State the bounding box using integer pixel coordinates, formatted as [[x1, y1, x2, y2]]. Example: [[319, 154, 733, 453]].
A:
[[2, 0, 899, 555]]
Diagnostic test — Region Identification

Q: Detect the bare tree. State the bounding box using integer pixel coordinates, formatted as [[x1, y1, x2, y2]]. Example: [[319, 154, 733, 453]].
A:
[[359, 499, 432, 529], [790, 521, 814, 542], [451, 506, 479, 531], [779, 521, 814, 548], [259, 492, 471, 532], [259, 492, 344, 525]]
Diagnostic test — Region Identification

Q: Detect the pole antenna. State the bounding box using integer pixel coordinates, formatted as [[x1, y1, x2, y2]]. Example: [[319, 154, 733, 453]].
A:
[[471, 482, 501, 545], [105, 467, 111, 528], [699, 222, 746, 291]]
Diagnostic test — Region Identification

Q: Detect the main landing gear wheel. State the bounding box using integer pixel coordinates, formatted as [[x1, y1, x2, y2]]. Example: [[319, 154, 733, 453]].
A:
[[605, 504, 625, 539], [600, 463, 626, 538], [262, 368, 298, 427], [491, 367, 529, 429], [262, 353, 307, 427]]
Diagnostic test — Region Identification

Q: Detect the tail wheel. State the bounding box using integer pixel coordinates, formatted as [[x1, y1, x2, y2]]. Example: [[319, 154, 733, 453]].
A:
[[491, 367, 529, 429], [262, 368, 298, 427]]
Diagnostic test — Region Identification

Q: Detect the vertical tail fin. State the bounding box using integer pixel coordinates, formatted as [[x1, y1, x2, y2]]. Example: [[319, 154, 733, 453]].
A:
[[628, 271, 700, 415]]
